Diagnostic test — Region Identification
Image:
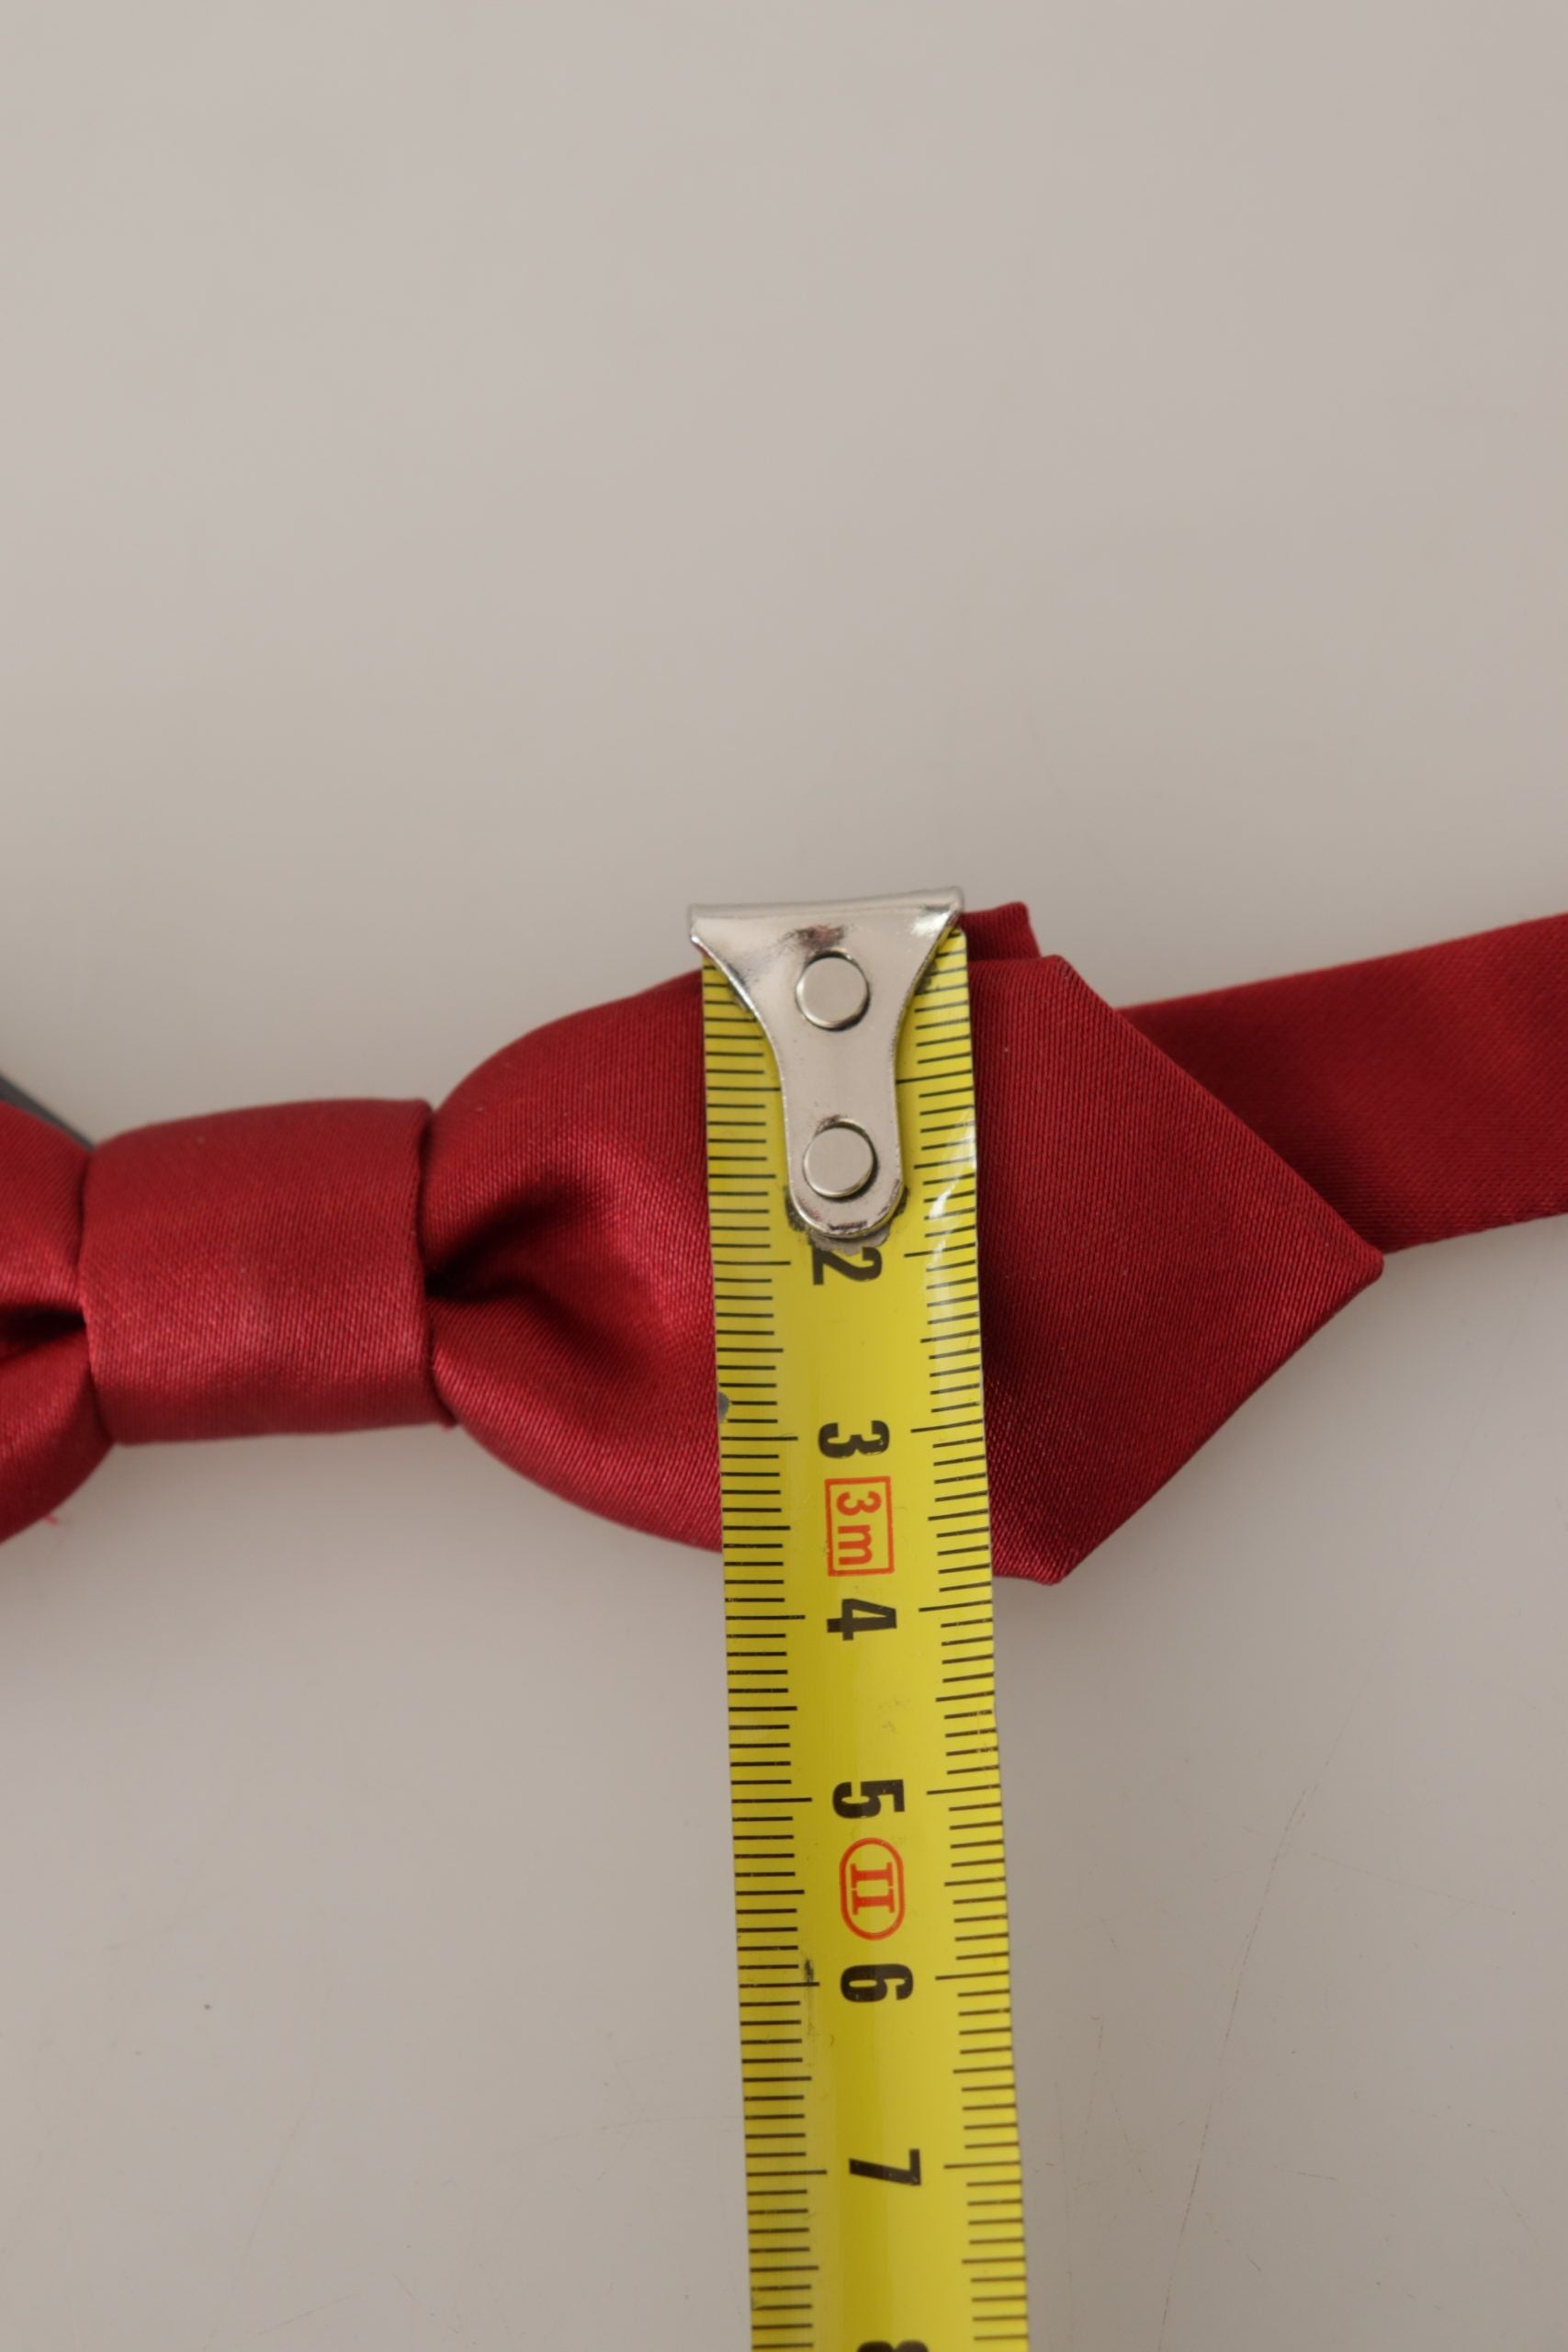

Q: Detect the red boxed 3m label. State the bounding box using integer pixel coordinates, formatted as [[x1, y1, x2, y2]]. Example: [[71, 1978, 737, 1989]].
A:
[[824, 1476, 895, 1576]]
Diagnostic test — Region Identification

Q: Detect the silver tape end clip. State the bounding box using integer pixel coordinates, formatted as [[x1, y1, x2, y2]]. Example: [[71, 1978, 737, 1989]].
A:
[[690, 888, 963, 1245]]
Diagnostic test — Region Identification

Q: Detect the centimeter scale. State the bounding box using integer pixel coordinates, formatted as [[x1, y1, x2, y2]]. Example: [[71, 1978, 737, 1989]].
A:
[[692, 891, 1029, 2352]]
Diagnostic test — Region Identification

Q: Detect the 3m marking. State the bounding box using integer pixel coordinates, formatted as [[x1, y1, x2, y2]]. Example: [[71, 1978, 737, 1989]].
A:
[[826, 1476, 896, 1574]]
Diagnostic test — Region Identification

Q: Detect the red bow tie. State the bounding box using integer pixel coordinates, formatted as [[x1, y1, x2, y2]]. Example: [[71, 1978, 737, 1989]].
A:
[[3, 904, 1563, 1577]]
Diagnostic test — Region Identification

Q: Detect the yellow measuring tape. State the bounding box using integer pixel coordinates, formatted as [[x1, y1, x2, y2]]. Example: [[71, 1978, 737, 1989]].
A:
[[696, 905, 1028, 2352]]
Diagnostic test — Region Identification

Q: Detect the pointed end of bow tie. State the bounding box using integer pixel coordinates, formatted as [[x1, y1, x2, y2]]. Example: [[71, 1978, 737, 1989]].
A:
[[969, 953, 1384, 1581]]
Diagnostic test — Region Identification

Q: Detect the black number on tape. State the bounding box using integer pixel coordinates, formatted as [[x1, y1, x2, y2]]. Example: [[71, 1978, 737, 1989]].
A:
[[840, 1963, 915, 2004], [849, 2148, 922, 2188], [812, 1244, 883, 1284], [833, 1779, 906, 1818], [818, 1420, 891, 1457], [827, 1597, 897, 1641]]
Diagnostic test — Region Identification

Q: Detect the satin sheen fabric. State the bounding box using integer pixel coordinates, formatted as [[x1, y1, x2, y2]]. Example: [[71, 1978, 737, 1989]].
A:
[[2, 906, 1563, 1578]]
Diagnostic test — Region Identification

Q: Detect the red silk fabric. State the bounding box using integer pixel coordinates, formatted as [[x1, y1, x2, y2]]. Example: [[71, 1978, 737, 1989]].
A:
[[1, 907, 1563, 1578]]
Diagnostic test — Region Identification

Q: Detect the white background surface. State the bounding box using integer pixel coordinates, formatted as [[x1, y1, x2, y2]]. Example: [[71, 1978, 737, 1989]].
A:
[[3, 6, 1567, 2346]]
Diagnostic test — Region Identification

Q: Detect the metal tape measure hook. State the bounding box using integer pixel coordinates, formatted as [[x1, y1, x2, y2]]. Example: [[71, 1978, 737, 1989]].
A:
[[689, 888, 963, 1245]]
